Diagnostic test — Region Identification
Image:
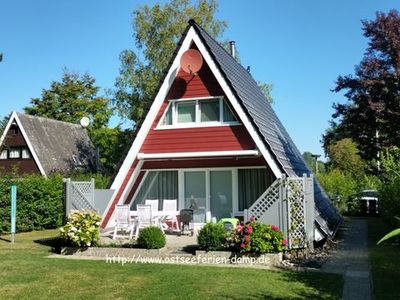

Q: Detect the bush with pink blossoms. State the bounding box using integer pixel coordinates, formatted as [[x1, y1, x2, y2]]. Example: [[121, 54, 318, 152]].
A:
[[231, 218, 285, 254]]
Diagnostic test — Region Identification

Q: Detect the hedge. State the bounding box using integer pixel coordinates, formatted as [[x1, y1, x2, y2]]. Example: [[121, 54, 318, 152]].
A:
[[0, 174, 65, 232]]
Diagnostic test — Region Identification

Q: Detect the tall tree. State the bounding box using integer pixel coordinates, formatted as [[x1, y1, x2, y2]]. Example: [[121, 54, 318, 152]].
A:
[[24, 71, 127, 174], [326, 138, 365, 176], [25, 71, 112, 129], [324, 10, 400, 161], [114, 0, 227, 123]]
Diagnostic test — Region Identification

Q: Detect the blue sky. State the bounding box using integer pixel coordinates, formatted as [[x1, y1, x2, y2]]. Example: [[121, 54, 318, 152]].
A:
[[1, 1, 399, 158]]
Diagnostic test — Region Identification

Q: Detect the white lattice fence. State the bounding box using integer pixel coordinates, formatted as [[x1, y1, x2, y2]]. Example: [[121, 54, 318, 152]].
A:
[[247, 178, 282, 220], [64, 178, 96, 215], [245, 175, 310, 250], [286, 178, 306, 249]]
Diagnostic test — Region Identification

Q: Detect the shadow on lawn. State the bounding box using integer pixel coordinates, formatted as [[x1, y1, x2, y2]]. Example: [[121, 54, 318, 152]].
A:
[[225, 270, 342, 300], [34, 236, 64, 253]]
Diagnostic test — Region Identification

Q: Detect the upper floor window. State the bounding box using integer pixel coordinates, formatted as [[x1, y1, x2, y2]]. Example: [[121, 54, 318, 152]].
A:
[[158, 97, 238, 128]]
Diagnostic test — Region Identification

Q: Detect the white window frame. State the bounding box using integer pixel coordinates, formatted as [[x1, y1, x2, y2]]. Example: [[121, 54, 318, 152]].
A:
[[156, 96, 240, 130]]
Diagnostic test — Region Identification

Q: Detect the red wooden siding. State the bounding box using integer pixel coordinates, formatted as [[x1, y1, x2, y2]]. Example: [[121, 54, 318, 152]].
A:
[[0, 123, 40, 175], [140, 49, 255, 154]]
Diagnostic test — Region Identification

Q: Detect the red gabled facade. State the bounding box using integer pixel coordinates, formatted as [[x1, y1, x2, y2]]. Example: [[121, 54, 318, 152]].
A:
[[140, 46, 256, 154], [0, 123, 40, 175]]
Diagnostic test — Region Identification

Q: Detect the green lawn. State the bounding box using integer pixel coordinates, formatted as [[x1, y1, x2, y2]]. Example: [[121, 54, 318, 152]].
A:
[[0, 230, 342, 300], [368, 217, 400, 300]]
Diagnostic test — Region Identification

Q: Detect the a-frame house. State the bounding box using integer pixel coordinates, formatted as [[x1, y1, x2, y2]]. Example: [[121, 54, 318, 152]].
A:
[[102, 20, 341, 241], [0, 112, 96, 176]]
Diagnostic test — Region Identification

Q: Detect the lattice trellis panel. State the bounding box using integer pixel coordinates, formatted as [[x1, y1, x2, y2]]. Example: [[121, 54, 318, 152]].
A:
[[287, 178, 306, 249], [70, 181, 95, 211], [248, 179, 281, 220]]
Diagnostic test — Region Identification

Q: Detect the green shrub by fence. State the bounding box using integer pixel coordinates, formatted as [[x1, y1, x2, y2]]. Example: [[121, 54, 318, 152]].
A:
[[0, 174, 64, 232]]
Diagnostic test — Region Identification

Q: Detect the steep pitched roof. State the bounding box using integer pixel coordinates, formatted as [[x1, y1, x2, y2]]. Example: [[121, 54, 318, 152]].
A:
[[191, 21, 342, 236], [1, 112, 96, 176]]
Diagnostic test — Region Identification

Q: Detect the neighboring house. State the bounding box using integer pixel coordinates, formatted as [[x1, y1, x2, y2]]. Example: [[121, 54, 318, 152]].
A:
[[101, 20, 341, 242], [0, 111, 96, 176]]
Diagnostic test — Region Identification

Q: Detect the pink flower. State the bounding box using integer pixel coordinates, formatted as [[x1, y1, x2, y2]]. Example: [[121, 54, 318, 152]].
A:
[[244, 235, 250, 243], [244, 225, 253, 235], [281, 239, 288, 246], [236, 224, 243, 232], [240, 243, 246, 249], [249, 216, 256, 222], [271, 225, 279, 232]]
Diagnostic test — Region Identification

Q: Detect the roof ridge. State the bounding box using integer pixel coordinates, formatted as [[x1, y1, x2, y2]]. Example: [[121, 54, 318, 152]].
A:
[[191, 21, 262, 89], [16, 112, 84, 128]]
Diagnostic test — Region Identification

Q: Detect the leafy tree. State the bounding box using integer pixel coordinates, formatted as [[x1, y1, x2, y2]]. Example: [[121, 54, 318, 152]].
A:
[[324, 10, 400, 161], [257, 81, 274, 104], [326, 138, 365, 175], [0, 53, 3, 62], [0, 114, 10, 133], [23, 70, 129, 174], [25, 71, 112, 129], [114, 0, 227, 123], [88, 127, 131, 173]]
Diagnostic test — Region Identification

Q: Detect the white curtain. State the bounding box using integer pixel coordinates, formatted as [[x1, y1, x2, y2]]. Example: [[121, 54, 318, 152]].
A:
[[131, 171, 178, 210]]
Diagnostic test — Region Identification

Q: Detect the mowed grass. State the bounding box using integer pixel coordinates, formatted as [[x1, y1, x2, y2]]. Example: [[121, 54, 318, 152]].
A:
[[0, 230, 342, 300], [368, 217, 400, 299]]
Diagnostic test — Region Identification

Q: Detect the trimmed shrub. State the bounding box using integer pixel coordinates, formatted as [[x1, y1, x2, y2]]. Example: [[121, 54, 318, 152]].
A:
[[137, 226, 166, 249], [197, 222, 227, 251], [0, 174, 64, 232], [60, 210, 101, 247]]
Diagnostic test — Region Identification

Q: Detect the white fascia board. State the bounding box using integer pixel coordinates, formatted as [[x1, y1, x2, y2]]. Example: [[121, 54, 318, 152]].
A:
[[191, 32, 283, 178], [103, 160, 144, 228], [0, 112, 47, 177], [137, 150, 260, 160], [104, 28, 199, 225]]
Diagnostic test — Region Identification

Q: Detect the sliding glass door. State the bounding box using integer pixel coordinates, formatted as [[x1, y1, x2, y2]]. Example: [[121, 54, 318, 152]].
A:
[[184, 171, 206, 223], [183, 170, 233, 223], [210, 170, 232, 220]]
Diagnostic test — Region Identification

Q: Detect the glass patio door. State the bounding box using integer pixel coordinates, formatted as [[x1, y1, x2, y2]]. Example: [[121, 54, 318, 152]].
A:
[[210, 170, 232, 220], [184, 171, 206, 223], [183, 170, 233, 223]]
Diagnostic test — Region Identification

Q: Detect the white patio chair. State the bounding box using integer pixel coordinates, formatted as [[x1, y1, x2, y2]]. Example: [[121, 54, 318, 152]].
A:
[[113, 205, 134, 240], [144, 199, 164, 233], [134, 204, 153, 239], [145, 199, 159, 212], [162, 199, 179, 231]]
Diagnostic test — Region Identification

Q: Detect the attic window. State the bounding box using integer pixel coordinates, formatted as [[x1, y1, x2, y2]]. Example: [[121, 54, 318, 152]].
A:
[[158, 97, 239, 128], [10, 125, 18, 135]]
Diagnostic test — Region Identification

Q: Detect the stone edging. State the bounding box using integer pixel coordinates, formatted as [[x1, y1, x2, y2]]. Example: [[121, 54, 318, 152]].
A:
[[60, 247, 282, 267]]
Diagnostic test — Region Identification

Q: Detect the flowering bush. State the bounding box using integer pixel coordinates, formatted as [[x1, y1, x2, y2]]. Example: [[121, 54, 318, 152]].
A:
[[59, 210, 102, 247], [230, 217, 286, 254]]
